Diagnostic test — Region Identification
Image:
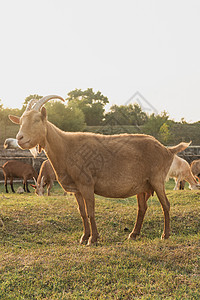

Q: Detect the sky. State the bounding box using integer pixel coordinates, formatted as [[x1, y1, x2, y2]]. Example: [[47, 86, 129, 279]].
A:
[[0, 0, 200, 122]]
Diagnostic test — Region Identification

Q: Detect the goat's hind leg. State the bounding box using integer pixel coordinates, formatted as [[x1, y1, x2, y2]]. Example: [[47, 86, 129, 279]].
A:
[[129, 192, 150, 240], [174, 176, 181, 190], [10, 178, 15, 193], [4, 176, 8, 193], [154, 185, 170, 239], [74, 192, 91, 244]]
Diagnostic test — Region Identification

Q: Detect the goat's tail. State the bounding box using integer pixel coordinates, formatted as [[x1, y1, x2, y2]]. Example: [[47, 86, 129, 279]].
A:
[[168, 141, 191, 155]]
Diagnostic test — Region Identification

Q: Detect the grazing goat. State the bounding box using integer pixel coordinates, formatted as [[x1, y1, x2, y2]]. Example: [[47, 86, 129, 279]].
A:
[[9, 95, 191, 245], [0, 160, 38, 193], [190, 159, 200, 177], [4, 138, 19, 149], [31, 160, 56, 196], [4, 138, 38, 157], [166, 155, 200, 190]]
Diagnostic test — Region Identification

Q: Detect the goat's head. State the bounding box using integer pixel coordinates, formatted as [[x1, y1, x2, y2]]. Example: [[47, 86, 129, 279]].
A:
[[9, 95, 65, 151], [4, 138, 19, 149], [31, 176, 45, 196]]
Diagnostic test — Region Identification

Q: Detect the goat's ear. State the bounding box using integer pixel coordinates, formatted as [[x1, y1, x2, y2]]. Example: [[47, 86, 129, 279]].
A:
[[8, 115, 20, 124], [41, 107, 47, 120]]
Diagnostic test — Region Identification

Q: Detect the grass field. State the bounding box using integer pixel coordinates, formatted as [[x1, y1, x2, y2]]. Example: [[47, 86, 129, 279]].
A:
[[0, 180, 199, 299]]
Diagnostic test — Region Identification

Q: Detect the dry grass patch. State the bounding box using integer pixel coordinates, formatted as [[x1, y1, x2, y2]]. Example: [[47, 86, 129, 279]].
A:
[[0, 183, 199, 299]]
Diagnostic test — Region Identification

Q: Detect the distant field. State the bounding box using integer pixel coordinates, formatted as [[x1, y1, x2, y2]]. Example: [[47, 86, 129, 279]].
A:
[[0, 181, 199, 299]]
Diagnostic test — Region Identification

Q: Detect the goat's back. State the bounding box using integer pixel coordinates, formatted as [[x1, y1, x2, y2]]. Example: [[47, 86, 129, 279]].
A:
[[2, 160, 37, 179], [191, 159, 200, 176], [38, 160, 56, 184]]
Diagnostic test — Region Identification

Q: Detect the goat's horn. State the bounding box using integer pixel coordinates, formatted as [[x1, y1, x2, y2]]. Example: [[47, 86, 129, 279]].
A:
[[41, 176, 44, 187], [33, 95, 65, 111], [33, 177, 38, 188], [25, 99, 39, 112]]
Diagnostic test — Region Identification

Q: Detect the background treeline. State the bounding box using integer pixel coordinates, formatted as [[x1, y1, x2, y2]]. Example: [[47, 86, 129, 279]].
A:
[[1, 88, 200, 146]]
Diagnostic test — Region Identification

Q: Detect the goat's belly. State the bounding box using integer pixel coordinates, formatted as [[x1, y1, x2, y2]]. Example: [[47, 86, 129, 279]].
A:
[[94, 180, 150, 198]]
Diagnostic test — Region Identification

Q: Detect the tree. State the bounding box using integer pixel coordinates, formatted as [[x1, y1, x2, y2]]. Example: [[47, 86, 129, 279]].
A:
[[129, 103, 148, 126], [104, 103, 148, 126], [66, 88, 109, 126], [143, 111, 173, 143], [159, 123, 171, 144], [46, 101, 86, 132]]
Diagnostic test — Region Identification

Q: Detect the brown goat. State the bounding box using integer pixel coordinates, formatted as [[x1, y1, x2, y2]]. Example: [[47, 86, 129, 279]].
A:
[[0, 160, 38, 193], [9, 95, 190, 245], [31, 160, 56, 196]]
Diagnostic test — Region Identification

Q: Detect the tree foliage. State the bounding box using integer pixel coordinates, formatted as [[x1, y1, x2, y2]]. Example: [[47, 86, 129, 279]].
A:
[[46, 101, 86, 132], [1, 89, 196, 146], [104, 103, 148, 126], [66, 88, 109, 126], [143, 111, 173, 143]]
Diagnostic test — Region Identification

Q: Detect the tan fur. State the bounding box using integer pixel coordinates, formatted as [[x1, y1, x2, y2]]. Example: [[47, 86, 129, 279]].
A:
[[166, 155, 200, 190], [0, 160, 38, 193], [191, 159, 200, 177], [32, 160, 56, 196], [9, 98, 191, 244]]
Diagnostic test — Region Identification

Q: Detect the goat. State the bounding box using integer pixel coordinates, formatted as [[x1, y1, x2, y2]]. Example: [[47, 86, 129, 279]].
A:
[[190, 159, 200, 178], [4, 138, 19, 149], [31, 159, 56, 196], [4, 138, 38, 157], [166, 155, 200, 190], [8, 95, 191, 245], [0, 160, 38, 193]]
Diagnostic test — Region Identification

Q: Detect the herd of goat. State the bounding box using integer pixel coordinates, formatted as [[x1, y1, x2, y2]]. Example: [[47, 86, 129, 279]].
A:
[[0, 95, 199, 244], [1, 139, 56, 195], [2, 136, 200, 196]]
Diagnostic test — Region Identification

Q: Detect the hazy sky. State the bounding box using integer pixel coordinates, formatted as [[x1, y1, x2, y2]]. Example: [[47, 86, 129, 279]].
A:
[[0, 0, 200, 122]]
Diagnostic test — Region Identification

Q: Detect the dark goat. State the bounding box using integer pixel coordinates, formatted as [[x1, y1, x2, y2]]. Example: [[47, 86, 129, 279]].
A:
[[0, 160, 38, 193]]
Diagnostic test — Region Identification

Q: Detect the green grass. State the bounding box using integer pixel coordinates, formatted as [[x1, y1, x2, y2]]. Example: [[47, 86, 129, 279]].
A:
[[0, 180, 199, 299]]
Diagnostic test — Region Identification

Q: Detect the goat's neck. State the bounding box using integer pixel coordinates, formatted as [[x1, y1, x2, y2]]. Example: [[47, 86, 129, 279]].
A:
[[43, 121, 67, 172]]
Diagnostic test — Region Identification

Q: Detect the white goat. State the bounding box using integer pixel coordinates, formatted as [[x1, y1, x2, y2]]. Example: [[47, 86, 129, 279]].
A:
[[4, 138, 38, 158], [8, 95, 191, 245], [166, 155, 200, 190]]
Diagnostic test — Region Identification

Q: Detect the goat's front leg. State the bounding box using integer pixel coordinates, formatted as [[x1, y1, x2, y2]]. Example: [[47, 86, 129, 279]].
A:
[[74, 192, 91, 244], [174, 176, 181, 190], [26, 182, 31, 193], [47, 180, 54, 196], [79, 189, 99, 245], [129, 192, 149, 240]]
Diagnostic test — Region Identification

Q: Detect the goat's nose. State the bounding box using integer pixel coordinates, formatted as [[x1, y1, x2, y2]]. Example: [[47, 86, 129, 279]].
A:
[[16, 132, 23, 141]]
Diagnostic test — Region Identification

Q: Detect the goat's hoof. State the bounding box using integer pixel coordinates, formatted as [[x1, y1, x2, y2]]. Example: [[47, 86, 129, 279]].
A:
[[128, 232, 138, 240], [161, 233, 170, 240], [87, 236, 98, 246], [80, 234, 90, 245]]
